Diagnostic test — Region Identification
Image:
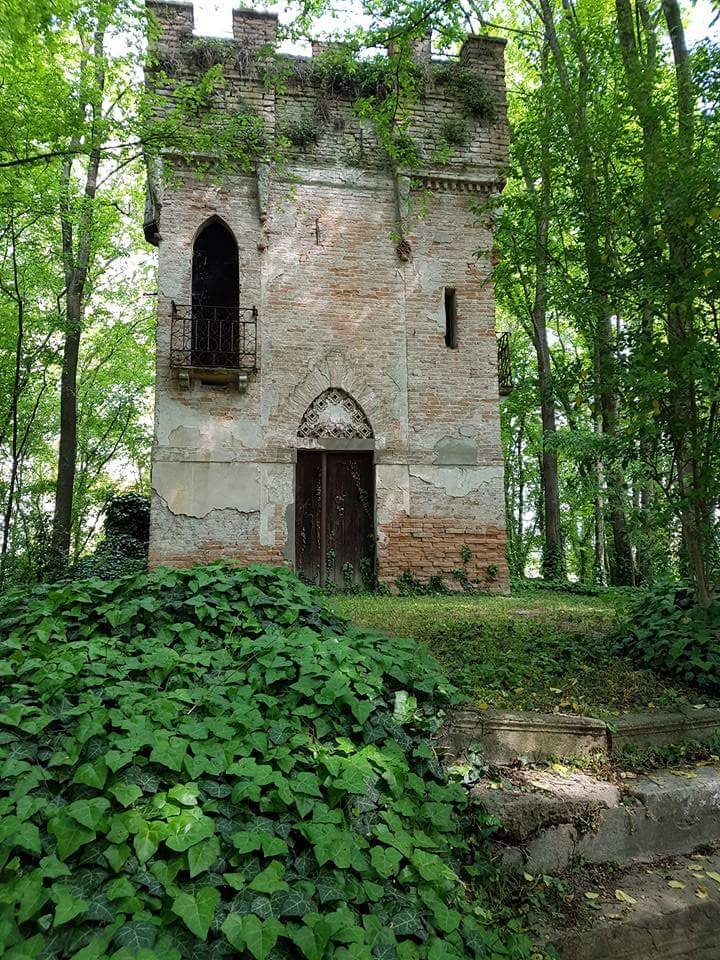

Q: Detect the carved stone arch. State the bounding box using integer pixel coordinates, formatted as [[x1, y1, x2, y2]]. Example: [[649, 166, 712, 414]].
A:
[[297, 388, 374, 440]]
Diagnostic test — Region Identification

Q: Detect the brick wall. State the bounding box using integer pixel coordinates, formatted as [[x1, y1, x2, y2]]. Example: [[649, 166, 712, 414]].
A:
[[378, 517, 508, 588]]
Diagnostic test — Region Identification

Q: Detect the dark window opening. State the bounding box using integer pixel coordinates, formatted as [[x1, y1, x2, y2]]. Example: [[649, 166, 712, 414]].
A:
[[444, 287, 457, 349], [191, 219, 239, 367]]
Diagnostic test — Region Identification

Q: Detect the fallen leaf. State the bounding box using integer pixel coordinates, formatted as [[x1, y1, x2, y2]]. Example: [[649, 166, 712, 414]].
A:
[[551, 763, 571, 776], [667, 880, 686, 889], [523, 873, 535, 882], [696, 887, 709, 900], [705, 871, 720, 885], [691, 704, 707, 709], [615, 889, 637, 905], [605, 913, 623, 920], [671, 770, 698, 779], [584, 891, 599, 900]]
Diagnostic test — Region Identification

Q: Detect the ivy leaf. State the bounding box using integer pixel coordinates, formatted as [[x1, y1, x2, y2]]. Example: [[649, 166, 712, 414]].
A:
[[165, 812, 215, 852], [72, 759, 108, 789], [150, 736, 187, 771], [188, 836, 221, 877], [48, 815, 96, 861], [392, 908, 424, 936], [113, 921, 158, 950], [171, 886, 220, 940], [293, 772, 322, 797], [106, 876, 135, 900], [67, 797, 111, 830], [370, 846, 402, 879], [16, 872, 49, 923], [109, 783, 143, 808], [249, 861, 287, 893], [104, 843, 130, 873], [105, 750, 134, 773], [224, 914, 283, 960], [336, 946, 373, 960], [39, 855, 71, 880], [51, 883, 88, 926], [168, 783, 199, 806], [270, 888, 313, 918], [134, 820, 167, 864]]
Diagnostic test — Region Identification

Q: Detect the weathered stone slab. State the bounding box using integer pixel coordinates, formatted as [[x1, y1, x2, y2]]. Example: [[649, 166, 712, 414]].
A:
[[481, 710, 608, 763], [471, 764, 720, 874], [436, 708, 608, 764], [611, 708, 720, 754], [439, 706, 720, 766], [548, 850, 720, 959]]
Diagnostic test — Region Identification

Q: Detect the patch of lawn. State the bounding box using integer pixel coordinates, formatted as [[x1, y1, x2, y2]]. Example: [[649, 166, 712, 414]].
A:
[[327, 588, 715, 717]]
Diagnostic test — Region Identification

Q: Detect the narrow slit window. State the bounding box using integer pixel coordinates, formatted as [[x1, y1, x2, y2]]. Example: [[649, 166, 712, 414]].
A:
[[444, 287, 457, 349]]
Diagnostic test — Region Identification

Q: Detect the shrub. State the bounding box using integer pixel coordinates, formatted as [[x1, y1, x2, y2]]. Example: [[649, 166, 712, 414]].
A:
[[279, 109, 322, 148], [434, 65, 496, 121], [74, 494, 150, 581], [618, 583, 720, 693], [0, 564, 534, 959], [439, 118, 469, 148]]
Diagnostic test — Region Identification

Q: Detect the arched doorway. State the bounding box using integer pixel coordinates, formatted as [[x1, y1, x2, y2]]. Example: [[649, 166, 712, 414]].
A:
[[191, 218, 239, 367], [295, 390, 375, 588]]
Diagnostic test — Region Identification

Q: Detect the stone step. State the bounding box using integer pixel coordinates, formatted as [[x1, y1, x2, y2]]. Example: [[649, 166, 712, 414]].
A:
[[436, 706, 720, 764], [472, 764, 720, 873], [547, 849, 720, 959]]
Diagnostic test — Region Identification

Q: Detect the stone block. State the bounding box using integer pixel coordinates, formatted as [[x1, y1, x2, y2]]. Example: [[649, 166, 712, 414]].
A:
[[611, 708, 720, 754]]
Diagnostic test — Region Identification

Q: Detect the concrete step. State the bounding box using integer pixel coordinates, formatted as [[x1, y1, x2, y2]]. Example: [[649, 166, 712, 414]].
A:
[[547, 849, 720, 959], [472, 763, 720, 873]]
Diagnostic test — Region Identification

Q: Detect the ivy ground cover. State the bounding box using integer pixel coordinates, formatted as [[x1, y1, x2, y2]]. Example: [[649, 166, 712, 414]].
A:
[[0, 564, 534, 960]]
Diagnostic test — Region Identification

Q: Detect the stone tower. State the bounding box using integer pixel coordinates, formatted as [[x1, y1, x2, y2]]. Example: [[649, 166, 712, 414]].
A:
[[145, 1, 510, 590]]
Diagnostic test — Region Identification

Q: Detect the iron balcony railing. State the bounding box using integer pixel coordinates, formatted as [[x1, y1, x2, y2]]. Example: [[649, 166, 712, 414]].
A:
[[497, 331, 513, 396], [170, 301, 258, 371]]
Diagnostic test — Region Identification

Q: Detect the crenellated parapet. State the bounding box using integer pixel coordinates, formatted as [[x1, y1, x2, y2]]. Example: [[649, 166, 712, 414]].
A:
[[145, 1, 508, 185]]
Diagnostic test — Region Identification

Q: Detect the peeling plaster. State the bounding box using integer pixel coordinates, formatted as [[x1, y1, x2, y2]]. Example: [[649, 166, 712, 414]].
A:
[[433, 435, 478, 466], [410, 465, 499, 498], [376, 465, 411, 523], [153, 461, 261, 518]]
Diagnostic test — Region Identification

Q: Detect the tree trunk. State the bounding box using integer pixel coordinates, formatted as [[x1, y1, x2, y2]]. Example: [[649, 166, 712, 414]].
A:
[[51, 293, 82, 561], [520, 50, 565, 581], [50, 17, 106, 568], [0, 216, 24, 587], [660, 0, 712, 605]]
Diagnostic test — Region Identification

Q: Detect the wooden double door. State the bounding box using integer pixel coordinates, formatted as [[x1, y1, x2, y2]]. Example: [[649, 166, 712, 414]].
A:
[[295, 450, 375, 589]]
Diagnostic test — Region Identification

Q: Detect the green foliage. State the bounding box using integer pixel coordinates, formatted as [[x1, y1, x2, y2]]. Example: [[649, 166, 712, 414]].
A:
[[279, 108, 323, 149], [329, 589, 715, 716], [619, 584, 720, 693], [73, 494, 150, 581], [439, 118, 469, 148], [0, 563, 535, 959], [434, 65, 496, 121]]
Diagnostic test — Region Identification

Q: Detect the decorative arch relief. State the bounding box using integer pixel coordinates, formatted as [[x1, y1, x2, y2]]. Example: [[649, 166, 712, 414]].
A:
[[298, 388, 374, 441]]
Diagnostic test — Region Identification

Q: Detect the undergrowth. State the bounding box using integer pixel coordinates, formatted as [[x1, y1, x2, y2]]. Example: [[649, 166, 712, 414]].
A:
[[619, 582, 720, 695], [0, 564, 536, 959]]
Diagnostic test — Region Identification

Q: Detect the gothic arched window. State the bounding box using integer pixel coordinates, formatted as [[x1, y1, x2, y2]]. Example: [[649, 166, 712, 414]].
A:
[[191, 219, 239, 367]]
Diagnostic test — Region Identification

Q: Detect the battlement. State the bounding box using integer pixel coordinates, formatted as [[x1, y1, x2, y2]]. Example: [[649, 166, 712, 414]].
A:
[[145, 1, 508, 180]]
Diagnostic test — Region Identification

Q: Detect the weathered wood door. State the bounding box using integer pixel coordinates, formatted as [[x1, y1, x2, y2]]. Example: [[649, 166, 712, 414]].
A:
[[295, 450, 375, 588]]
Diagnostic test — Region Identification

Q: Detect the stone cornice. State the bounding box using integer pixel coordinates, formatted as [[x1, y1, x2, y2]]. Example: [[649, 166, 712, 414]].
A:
[[406, 170, 506, 194]]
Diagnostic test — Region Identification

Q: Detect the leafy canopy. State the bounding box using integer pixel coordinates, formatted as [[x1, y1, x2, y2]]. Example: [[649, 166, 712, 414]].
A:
[[0, 563, 532, 959]]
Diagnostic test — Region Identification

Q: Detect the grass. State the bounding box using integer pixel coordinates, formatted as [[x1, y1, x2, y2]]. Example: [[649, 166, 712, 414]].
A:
[[327, 586, 716, 718]]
